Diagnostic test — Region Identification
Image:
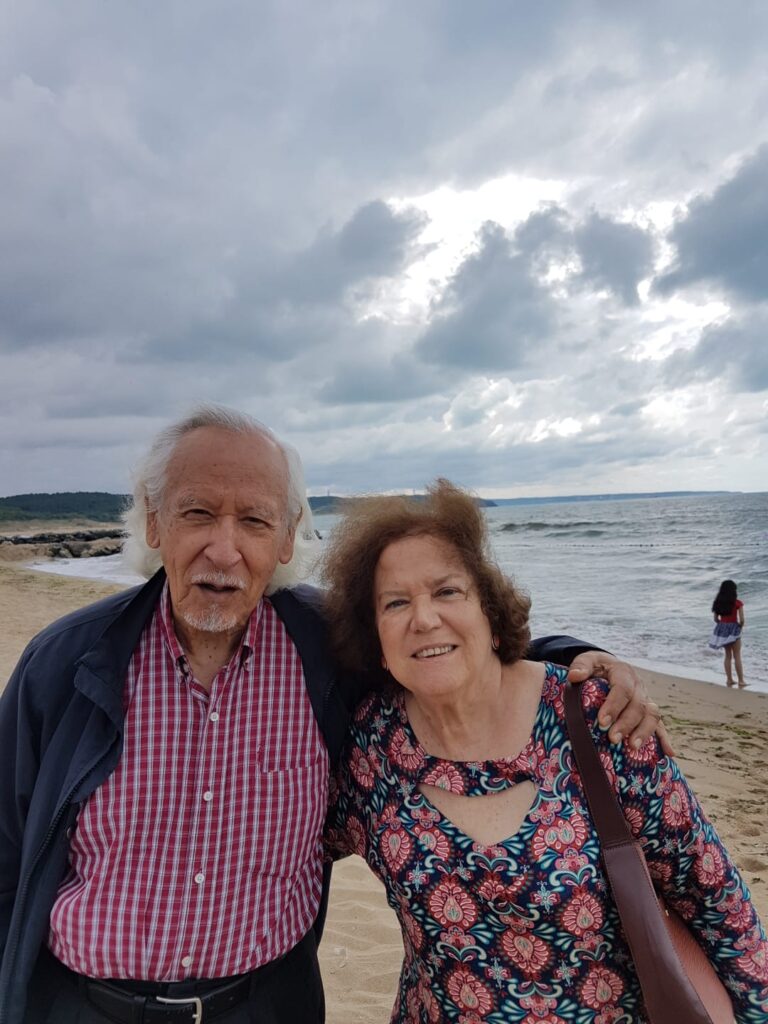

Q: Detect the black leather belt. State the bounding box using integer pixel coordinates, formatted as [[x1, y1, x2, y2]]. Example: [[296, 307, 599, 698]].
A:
[[50, 953, 252, 1023], [84, 976, 251, 1023]]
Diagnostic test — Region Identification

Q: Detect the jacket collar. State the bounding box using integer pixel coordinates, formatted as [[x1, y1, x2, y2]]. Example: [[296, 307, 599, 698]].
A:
[[75, 569, 167, 723]]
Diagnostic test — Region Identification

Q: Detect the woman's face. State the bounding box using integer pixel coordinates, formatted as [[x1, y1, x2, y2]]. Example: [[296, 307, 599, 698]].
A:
[[374, 534, 497, 701]]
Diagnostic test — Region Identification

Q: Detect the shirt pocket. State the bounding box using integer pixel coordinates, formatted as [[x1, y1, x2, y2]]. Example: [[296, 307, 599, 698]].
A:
[[250, 750, 329, 877]]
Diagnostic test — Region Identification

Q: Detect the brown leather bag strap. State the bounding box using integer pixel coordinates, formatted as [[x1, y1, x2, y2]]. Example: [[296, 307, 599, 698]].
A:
[[563, 681, 714, 1024]]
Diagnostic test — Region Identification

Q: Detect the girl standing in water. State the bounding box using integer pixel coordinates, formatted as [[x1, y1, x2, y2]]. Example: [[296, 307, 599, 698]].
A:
[[709, 579, 746, 687]]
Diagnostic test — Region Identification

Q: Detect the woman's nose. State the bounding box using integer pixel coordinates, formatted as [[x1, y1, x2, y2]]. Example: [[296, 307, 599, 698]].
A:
[[410, 597, 440, 631]]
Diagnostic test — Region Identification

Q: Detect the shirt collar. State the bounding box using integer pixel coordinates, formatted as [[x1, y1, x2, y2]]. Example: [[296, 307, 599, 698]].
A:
[[157, 582, 266, 678], [240, 596, 266, 663]]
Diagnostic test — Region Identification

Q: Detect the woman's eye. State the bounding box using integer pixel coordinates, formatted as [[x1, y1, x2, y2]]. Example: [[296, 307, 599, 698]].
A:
[[384, 598, 407, 610], [437, 587, 460, 598]]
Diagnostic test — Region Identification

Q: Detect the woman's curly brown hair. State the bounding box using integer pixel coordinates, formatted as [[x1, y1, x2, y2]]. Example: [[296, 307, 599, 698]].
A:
[[320, 478, 531, 682]]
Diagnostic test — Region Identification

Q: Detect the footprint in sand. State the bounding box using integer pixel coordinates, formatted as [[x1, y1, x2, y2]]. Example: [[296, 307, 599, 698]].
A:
[[741, 824, 762, 838], [740, 856, 767, 872]]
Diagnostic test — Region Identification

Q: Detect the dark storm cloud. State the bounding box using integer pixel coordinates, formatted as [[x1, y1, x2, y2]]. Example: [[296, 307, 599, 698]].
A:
[[573, 213, 654, 306], [413, 207, 655, 376], [317, 350, 446, 404], [513, 205, 572, 261], [279, 201, 428, 305], [609, 400, 646, 417], [656, 146, 768, 302], [129, 305, 353, 365], [45, 393, 162, 419], [415, 222, 556, 370], [665, 308, 768, 394], [114, 202, 425, 364], [514, 205, 655, 306]]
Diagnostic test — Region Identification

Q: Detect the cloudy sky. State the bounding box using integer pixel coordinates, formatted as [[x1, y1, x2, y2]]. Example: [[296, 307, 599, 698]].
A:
[[2, 1, 767, 499]]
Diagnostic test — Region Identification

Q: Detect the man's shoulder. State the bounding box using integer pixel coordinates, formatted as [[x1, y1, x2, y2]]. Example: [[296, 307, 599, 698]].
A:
[[270, 584, 328, 622], [24, 585, 145, 660]]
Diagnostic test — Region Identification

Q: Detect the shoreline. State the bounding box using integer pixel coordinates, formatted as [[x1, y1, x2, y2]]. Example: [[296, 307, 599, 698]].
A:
[[1, 560, 765, 1024], [12, 552, 767, 694]]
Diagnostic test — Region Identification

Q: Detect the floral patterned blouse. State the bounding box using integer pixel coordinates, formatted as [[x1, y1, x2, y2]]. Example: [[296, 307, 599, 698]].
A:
[[325, 664, 768, 1023]]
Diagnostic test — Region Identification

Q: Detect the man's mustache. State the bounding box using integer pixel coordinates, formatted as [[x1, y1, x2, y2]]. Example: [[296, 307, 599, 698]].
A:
[[190, 572, 247, 590]]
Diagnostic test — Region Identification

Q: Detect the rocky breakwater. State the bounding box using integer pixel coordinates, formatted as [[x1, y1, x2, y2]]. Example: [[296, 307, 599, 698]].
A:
[[0, 529, 125, 561]]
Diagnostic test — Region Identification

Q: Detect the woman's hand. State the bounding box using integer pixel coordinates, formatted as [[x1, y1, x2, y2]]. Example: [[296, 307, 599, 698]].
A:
[[567, 652, 674, 756]]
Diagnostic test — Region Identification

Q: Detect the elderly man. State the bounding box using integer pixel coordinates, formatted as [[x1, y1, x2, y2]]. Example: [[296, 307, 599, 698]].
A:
[[0, 405, 663, 1024]]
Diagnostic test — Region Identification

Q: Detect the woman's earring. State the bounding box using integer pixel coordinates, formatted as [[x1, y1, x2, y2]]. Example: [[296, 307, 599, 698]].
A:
[[381, 656, 388, 671], [491, 635, 500, 652]]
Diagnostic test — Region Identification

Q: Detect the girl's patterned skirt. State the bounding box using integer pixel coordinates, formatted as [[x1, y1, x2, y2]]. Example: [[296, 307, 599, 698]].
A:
[[708, 621, 742, 649]]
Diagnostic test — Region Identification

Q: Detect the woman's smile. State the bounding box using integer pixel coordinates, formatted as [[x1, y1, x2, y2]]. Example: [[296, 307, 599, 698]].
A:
[[375, 534, 498, 700], [413, 644, 457, 659]]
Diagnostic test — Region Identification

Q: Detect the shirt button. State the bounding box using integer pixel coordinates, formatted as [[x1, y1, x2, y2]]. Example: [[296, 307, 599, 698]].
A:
[[209, 712, 219, 722], [203, 790, 213, 802], [181, 955, 192, 968], [194, 872, 205, 884]]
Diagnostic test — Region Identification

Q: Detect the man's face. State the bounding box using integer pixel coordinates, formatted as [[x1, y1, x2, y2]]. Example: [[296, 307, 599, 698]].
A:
[[146, 426, 295, 643]]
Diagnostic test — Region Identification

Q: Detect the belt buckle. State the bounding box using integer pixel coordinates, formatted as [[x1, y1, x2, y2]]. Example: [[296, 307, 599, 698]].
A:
[[156, 995, 203, 1023]]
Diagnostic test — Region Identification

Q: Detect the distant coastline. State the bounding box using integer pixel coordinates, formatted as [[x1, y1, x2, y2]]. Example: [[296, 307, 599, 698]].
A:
[[489, 489, 733, 507], [0, 487, 740, 523]]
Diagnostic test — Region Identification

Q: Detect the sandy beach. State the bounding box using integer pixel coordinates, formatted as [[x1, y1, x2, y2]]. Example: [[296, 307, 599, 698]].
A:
[[1, 558, 766, 1024]]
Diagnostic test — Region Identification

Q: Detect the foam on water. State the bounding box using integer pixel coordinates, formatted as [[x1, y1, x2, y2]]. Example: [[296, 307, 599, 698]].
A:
[[28, 553, 144, 587]]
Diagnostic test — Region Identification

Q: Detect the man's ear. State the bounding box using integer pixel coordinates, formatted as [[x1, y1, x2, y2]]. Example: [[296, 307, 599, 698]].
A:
[[278, 515, 299, 566], [145, 502, 161, 550]]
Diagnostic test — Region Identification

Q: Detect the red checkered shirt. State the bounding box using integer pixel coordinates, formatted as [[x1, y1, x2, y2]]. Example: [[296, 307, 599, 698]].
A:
[[48, 585, 329, 980]]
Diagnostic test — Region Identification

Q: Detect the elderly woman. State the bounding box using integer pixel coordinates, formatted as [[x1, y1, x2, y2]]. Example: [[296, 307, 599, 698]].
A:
[[323, 480, 767, 1023]]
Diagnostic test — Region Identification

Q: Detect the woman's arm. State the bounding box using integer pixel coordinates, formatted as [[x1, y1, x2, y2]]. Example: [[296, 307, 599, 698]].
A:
[[582, 680, 768, 1022], [739, 604, 746, 627]]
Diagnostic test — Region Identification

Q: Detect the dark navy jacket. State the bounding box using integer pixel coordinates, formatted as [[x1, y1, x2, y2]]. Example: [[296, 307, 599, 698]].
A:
[[0, 569, 593, 1023]]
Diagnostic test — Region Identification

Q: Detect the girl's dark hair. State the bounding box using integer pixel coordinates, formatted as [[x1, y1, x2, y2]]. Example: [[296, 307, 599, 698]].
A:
[[712, 579, 738, 616], [320, 478, 531, 680]]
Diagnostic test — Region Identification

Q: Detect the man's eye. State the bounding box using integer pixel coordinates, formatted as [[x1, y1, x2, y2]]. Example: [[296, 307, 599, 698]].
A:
[[184, 508, 211, 520], [243, 516, 268, 527]]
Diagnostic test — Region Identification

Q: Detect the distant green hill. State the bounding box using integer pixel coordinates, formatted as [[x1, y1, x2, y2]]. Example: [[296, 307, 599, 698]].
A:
[[0, 491, 496, 522], [0, 492, 129, 522]]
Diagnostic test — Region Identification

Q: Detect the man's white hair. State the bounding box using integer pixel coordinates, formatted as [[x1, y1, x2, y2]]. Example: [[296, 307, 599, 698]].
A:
[[121, 403, 320, 593]]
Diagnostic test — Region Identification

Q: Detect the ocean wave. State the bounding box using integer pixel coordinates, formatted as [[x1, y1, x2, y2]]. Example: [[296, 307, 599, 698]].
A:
[[499, 520, 614, 533]]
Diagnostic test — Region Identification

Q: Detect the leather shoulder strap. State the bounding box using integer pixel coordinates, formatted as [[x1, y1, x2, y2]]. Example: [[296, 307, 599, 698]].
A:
[[563, 681, 715, 1024]]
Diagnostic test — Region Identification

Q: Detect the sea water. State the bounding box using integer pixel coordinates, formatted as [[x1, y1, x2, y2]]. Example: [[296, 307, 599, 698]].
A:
[[484, 492, 768, 693], [27, 491, 768, 691]]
